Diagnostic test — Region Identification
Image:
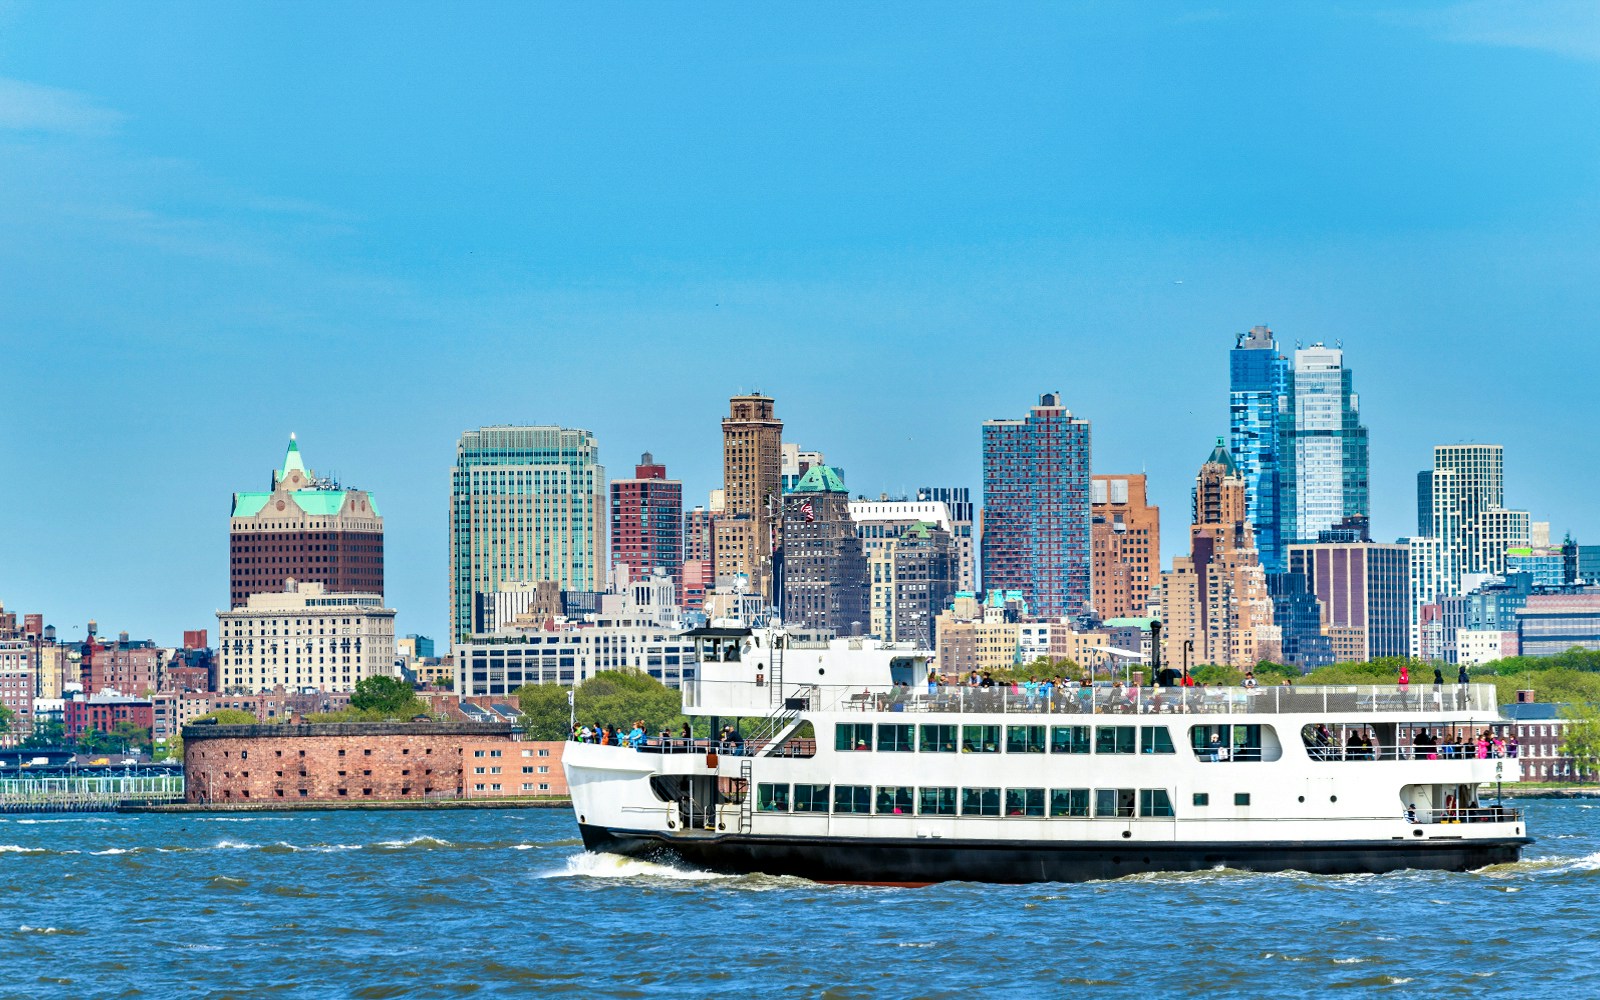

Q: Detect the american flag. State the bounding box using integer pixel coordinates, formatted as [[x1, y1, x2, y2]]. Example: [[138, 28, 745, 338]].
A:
[[800, 499, 815, 522]]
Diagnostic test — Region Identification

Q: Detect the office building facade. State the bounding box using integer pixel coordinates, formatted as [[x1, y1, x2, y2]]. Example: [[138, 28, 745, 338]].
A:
[[1228, 326, 1290, 572], [917, 487, 978, 592], [1279, 343, 1369, 546], [1285, 540, 1411, 663], [216, 582, 396, 694], [449, 426, 606, 642], [780, 465, 869, 636]]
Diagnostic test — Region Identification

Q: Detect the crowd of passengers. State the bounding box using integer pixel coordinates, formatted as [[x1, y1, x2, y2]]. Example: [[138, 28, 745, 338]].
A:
[[1303, 723, 1517, 761], [907, 669, 1289, 714], [571, 720, 749, 754]]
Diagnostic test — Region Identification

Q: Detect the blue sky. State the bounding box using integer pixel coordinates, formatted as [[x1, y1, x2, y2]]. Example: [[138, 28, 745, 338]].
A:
[[2, 3, 1598, 646]]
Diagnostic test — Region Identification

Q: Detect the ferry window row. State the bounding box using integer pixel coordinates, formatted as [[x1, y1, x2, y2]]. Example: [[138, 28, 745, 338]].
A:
[[835, 723, 1176, 756], [757, 783, 1176, 818]]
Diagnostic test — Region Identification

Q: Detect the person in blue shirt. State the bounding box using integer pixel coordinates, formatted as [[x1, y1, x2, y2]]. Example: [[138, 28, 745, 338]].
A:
[[626, 721, 647, 749]]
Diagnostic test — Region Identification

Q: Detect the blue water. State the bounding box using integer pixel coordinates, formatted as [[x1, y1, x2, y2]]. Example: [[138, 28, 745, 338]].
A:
[[1, 801, 1595, 998]]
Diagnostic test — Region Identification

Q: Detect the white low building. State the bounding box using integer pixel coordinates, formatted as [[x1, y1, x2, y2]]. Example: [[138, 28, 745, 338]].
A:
[[216, 580, 396, 693], [456, 571, 694, 696]]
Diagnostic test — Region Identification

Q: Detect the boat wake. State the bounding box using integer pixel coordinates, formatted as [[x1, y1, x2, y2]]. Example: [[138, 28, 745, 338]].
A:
[[542, 851, 733, 881], [1476, 851, 1600, 877]]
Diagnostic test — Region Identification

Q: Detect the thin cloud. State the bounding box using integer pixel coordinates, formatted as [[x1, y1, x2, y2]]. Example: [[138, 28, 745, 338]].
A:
[[1417, 0, 1600, 62], [0, 77, 125, 134]]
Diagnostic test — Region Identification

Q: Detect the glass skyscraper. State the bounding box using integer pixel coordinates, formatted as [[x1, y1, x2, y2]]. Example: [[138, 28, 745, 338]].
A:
[[980, 393, 1092, 619], [1279, 342, 1369, 546], [449, 426, 606, 642], [1228, 326, 1289, 573]]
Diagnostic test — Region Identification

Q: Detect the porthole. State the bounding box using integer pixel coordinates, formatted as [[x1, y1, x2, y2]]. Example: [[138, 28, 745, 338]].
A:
[[1297, 796, 1305, 803], [1330, 795, 1338, 803], [579, 814, 586, 823], [1122, 830, 1132, 839], [818, 668, 825, 675], [1413, 829, 1424, 837]]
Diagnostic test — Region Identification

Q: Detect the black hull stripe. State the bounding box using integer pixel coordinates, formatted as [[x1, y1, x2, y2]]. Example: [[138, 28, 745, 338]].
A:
[[577, 825, 1531, 884]]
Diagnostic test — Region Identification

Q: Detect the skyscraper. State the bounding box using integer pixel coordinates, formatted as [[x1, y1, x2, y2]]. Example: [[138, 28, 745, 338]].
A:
[[779, 465, 868, 635], [1279, 343, 1369, 546], [1090, 474, 1161, 620], [713, 394, 783, 602], [229, 435, 384, 609], [610, 452, 684, 592], [981, 392, 1092, 620], [449, 426, 606, 642], [1161, 440, 1279, 668], [1228, 326, 1289, 573]]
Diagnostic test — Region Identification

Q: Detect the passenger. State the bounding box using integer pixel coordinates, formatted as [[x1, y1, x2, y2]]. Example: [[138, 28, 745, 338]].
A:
[[1475, 734, 1489, 759], [1506, 733, 1519, 758], [1433, 666, 1444, 687], [626, 722, 646, 749], [726, 726, 745, 756], [1443, 793, 1457, 822], [1405, 803, 1418, 823], [1492, 734, 1506, 758], [1207, 732, 1224, 762], [1242, 670, 1258, 690], [679, 722, 692, 742]]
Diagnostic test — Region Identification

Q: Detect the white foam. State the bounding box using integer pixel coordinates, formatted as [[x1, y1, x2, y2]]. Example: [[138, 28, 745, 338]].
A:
[[17, 926, 67, 934], [375, 836, 454, 849], [213, 840, 260, 850], [90, 848, 133, 856], [0, 845, 45, 854], [542, 851, 731, 881]]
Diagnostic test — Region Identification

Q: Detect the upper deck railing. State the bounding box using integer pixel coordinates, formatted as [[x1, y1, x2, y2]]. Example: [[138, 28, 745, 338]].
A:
[[683, 681, 1501, 717]]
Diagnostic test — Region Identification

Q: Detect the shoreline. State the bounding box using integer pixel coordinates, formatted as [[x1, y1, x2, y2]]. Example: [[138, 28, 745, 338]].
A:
[[121, 797, 572, 814]]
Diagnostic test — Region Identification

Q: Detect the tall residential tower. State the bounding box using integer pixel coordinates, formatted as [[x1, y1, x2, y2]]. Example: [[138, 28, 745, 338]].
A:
[[610, 452, 684, 592], [1228, 326, 1289, 573], [713, 394, 783, 602], [981, 392, 1092, 620]]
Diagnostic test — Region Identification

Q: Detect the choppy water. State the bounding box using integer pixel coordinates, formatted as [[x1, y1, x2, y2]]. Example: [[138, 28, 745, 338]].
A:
[[1, 801, 1596, 998]]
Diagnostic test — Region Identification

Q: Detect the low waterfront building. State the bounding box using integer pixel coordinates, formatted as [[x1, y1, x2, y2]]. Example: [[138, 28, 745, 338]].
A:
[[216, 581, 396, 694], [181, 720, 558, 804], [64, 690, 154, 740], [455, 574, 695, 697], [0, 638, 36, 746], [460, 738, 569, 797]]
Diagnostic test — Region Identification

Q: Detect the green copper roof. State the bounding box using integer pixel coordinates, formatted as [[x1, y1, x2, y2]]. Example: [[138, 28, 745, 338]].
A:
[[232, 489, 375, 518], [233, 492, 272, 517], [278, 433, 308, 484], [1205, 436, 1238, 475], [791, 464, 847, 494]]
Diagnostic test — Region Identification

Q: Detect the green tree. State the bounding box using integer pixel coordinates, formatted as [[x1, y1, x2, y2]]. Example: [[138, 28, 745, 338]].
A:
[[0, 701, 13, 737], [20, 718, 65, 748], [190, 708, 260, 726], [110, 721, 151, 753], [518, 670, 685, 740], [349, 675, 427, 719], [1560, 703, 1600, 782]]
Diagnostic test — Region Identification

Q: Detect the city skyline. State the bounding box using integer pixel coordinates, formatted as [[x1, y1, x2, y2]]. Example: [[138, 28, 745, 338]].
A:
[[5, 6, 1600, 643]]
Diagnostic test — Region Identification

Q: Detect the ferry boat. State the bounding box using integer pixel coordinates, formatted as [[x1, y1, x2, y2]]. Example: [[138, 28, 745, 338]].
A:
[[564, 625, 1530, 884]]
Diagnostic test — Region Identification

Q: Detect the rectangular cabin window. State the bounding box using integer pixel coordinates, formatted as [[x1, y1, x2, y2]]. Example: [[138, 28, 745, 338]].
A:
[[961, 787, 1001, 817], [1234, 793, 1251, 806], [833, 785, 871, 814], [961, 725, 1000, 753], [1140, 789, 1175, 817], [1140, 727, 1176, 755], [1095, 727, 1136, 755], [836, 723, 874, 752], [757, 783, 790, 812], [1095, 788, 1136, 818], [875, 786, 914, 814], [919, 787, 958, 816], [1005, 788, 1046, 817], [1050, 726, 1091, 755], [793, 784, 830, 813], [919, 725, 957, 753], [1050, 788, 1091, 817], [1005, 725, 1047, 754], [876, 724, 914, 753], [1193, 792, 1210, 806]]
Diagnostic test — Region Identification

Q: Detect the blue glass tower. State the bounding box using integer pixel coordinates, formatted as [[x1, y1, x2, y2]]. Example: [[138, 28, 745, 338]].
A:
[[1228, 326, 1289, 573], [981, 393, 1092, 619]]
